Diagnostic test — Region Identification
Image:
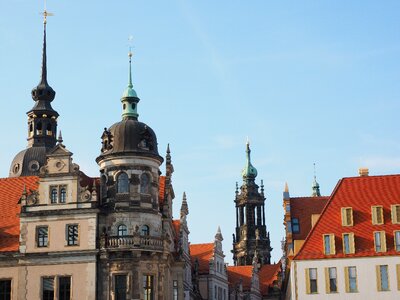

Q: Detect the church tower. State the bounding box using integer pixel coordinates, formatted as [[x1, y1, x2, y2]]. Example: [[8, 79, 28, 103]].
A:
[[96, 49, 182, 300], [9, 10, 59, 177], [232, 142, 272, 266]]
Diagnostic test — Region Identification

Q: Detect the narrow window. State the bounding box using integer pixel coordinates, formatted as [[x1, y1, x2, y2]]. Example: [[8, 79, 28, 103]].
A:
[[345, 266, 357, 293], [291, 218, 300, 233], [42, 277, 55, 300], [37, 226, 49, 247], [309, 268, 318, 293], [326, 267, 337, 293], [143, 275, 154, 300], [0, 279, 11, 300], [59, 187, 67, 203], [50, 187, 58, 203], [287, 221, 292, 233], [323, 234, 335, 255], [66, 224, 79, 246], [36, 122, 43, 135], [374, 231, 386, 252], [117, 173, 129, 194], [372, 206, 384, 225], [377, 265, 389, 291], [115, 275, 127, 300], [140, 173, 150, 194], [118, 225, 128, 237], [341, 207, 353, 226], [343, 233, 355, 254], [141, 225, 150, 236], [391, 205, 400, 224], [46, 123, 52, 136], [58, 276, 71, 300], [173, 280, 178, 300], [395, 231, 400, 252], [101, 175, 107, 199]]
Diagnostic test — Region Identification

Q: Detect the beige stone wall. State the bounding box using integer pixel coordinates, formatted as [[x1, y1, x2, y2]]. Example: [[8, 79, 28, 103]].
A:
[[21, 214, 97, 253], [0, 267, 19, 300]]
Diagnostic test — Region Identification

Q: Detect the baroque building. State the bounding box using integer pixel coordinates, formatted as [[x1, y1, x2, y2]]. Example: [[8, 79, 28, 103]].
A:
[[0, 8, 283, 300]]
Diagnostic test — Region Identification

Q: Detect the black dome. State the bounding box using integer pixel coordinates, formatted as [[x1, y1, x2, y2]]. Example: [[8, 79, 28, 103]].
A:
[[96, 118, 163, 163], [9, 146, 47, 177]]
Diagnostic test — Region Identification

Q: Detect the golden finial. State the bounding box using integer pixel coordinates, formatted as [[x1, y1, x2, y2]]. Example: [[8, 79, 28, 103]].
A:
[[41, 0, 54, 24]]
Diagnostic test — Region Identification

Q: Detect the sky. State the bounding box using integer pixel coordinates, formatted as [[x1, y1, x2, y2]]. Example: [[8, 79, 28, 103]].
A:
[[1, 1, 400, 264]]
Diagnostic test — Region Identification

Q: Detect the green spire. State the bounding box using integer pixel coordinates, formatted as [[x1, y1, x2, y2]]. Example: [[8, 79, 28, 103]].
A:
[[241, 141, 258, 179], [121, 49, 140, 120]]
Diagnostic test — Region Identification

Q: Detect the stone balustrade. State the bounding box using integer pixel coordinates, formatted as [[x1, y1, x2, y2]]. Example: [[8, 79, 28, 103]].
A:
[[101, 235, 164, 251]]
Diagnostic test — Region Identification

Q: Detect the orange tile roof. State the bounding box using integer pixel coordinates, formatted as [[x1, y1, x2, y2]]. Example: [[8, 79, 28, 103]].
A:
[[0, 176, 38, 252], [190, 243, 214, 274], [290, 196, 329, 240], [172, 220, 180, 237], [295, 174, 400, 260], [227, 263, 281, 295], [159, 176, 166, 205]]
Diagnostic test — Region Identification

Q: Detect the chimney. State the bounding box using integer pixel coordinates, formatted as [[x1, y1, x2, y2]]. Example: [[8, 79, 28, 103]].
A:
[[358, 168, 369, 177]]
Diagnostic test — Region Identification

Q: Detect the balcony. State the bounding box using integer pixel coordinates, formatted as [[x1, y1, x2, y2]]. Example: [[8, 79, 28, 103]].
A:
[[100, 234, 164, 252]]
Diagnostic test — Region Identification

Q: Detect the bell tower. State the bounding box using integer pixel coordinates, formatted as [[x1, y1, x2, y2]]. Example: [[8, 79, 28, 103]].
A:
[[232, 142, 272, 266]]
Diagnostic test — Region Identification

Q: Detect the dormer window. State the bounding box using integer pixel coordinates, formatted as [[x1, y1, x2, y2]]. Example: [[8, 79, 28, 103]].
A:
[[117, 172, 129, 194], [372, 206, 384, 225], [341, 207, 353, 226], [374, 231, 386, 252], [323, 234, 335, 255], [291, 218, 300, 233], [391, 204, 400, 224]]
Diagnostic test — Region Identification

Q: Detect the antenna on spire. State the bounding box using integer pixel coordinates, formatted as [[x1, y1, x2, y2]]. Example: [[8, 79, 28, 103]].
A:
[[41, 0, 54, 24]]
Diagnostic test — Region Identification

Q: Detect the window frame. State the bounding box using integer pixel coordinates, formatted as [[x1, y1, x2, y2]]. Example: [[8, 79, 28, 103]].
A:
[[374, 231, 387, 253], [36, 226, 49, 248], [305, 268, 318, 294], [0, 279, 12, 300], [394, 230, 400, 252], [325, 267, 337, 293], [345, 266, 358, 293], [391, 204, 400, 224], [115, 274, 128, 300], [372, 206, 384, 225], [59, 186, 67, 203], [291, 218, 300, 234], [117, 172, 130, 194], [42, 276, 55, 300], [323, 234, 335, 255], [342, 232, 355, 254], [66, 224, 79, 246], [117, 224, 128, 237], [376, 265, 390, 292], [341, 207, 353, 226], [58, 276, 71, 300], [50, 186, 58, 204], [143, 275, 154, 300]]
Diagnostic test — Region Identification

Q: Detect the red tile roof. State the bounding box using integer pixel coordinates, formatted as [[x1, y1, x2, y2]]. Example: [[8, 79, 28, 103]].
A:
[[295, 174, 400, 260], [290, 196, 329, 240], [0, 176, 38, 252], [172, 220, 180, 237], [190, 243, 214, 274], [159, 176, 166, 205], [227, 263, 281, 295]]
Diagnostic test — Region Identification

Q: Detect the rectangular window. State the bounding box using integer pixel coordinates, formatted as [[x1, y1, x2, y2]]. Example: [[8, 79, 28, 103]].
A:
[[345, 266, 357, 293], [341, 207, 353, 226], [59, 276, 71, 300], [376, 265, 389, 291], [287, 221, 292, 233], [0, 279, 11, 300], [374, 231, 387, 252], [323, 234, 335, 255], [37, 226, 49, 247], [372, 206, 384, 225], [173, 280, 178, 300], [42, 277, 55, 300], [291, 218, 300, 233], [305, 268, 318, 294], [343, 233, 355, 254], [143, 275, 154, 300], [66, 224, 79, 246], [392, 205, 400, 224], [325, 267, 337, 293], [395, 231, 400, 252], [115, 275, 127, 300]]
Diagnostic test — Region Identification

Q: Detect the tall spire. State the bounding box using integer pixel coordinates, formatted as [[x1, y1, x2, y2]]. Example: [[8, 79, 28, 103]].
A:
[[121, 37, 140, 120], [311, 163, 321, 197], [241, 140, 258, 180], [31, 7, 55, 103]]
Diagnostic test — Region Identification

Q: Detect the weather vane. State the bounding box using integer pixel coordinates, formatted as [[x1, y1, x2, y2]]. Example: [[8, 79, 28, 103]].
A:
[[41, 0, 54, 24]]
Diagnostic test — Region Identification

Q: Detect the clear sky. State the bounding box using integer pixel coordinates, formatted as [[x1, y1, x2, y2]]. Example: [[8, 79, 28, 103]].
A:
[[1, 1, 400, 264]]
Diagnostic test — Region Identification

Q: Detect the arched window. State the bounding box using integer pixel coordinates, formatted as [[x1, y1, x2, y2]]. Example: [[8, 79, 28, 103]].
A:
[[36, 122, 42, 135], [141, 225, 149, 236], [50, 187, 58, 203], [46, 123, 52, 136], [117, 172, 129, 193], [118, 224, 128, 237], [140, 173, 150, 194], [60, 187, 66, 203]]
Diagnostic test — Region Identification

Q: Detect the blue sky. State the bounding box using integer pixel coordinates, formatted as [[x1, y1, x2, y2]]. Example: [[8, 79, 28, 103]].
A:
[[1, 1, 400, 263]]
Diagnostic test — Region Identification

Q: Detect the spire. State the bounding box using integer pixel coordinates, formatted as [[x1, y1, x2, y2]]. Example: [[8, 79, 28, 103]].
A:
[[241, 140, 258, 180], [215, 226, 223, 242], [180, 192, 189, 218], [121, 37, 140, 120], [31, 7, 55, 103], [57, 130, 63, 145], [311, 163, 321, 197], [284, 182, 289, 193]]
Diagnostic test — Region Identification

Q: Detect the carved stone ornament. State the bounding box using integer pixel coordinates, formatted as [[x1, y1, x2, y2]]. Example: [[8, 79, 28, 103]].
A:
[[81, 190, 92, 202], [27, 190, 39, 205], [146, 263, 153, 271]]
